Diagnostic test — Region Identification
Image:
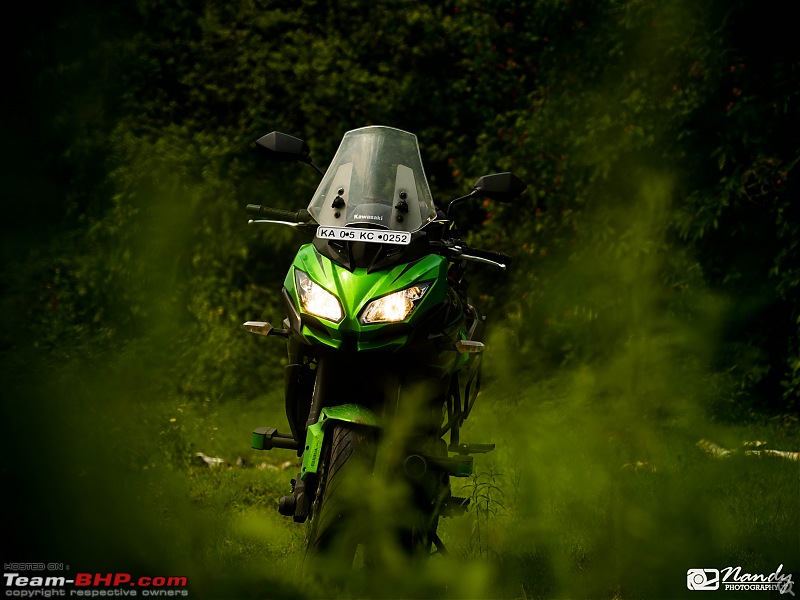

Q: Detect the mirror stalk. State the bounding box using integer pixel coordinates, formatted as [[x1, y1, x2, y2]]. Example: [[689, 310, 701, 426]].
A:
[[446, 190, 479, 220], [303, 159, 325, 177]]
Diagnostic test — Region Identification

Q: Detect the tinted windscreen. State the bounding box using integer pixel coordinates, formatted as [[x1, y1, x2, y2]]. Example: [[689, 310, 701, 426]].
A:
[[308, 126, 437, 233]]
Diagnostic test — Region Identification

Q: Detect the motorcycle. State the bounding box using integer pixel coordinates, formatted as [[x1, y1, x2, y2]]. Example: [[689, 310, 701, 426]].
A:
[[246, 125, 526, 569]]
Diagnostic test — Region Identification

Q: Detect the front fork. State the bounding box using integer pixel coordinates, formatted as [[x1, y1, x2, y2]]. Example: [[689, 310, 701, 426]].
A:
[[253, 404, 379, 522], [253, 404, 492, 524], [249, 322, 493, 525]]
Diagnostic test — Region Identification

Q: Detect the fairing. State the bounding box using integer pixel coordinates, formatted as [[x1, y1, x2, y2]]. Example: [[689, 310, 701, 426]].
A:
[[284, 244, 463, 353]]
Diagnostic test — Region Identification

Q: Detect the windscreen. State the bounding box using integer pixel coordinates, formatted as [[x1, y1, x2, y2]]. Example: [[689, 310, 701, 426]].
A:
[[308, 126, 437, 233]]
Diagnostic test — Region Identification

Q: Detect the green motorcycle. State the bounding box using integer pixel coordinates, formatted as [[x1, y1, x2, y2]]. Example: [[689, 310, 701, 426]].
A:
[[246, 126, 526, 568]]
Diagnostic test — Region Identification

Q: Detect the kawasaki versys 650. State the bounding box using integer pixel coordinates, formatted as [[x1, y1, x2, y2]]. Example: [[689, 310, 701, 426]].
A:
[[246, 126, 526, 569]]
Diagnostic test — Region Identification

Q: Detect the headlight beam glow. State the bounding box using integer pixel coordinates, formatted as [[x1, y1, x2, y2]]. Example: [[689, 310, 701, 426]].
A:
[[295, 269, 343, 322], [360, 284, 430, 324]]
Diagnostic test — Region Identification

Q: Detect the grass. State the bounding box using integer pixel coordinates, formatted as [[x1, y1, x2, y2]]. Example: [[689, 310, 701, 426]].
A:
[[7, 355, 795, 600], [164, 372, 799, 599]]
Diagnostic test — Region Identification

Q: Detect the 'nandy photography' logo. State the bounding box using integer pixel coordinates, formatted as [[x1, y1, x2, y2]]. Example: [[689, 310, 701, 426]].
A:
[[687, 564, 794, 595], [687, 569, 720, 590]]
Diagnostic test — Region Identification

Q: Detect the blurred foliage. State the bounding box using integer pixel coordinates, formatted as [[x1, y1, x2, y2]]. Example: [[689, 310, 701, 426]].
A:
[[0, 0, 800, 598], [1, 0, 799, 595]]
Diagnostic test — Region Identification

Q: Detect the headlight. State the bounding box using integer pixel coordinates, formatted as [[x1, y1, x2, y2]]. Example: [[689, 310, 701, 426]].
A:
[[295, 269, 343, 322], [360, 284, 430, 324]]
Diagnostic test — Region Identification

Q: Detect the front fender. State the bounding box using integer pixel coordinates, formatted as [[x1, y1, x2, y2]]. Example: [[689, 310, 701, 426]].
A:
[[300, 404, 380, 480]]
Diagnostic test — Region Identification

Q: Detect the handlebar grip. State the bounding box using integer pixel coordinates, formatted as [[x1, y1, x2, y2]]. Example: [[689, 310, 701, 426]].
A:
[[462, 247, 513, 266], [246, 204, 311, 223]]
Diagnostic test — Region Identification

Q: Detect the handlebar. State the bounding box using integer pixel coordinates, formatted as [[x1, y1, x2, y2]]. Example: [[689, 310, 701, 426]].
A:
[[245, 209, 512, 269], [246, 204, 312, 224]]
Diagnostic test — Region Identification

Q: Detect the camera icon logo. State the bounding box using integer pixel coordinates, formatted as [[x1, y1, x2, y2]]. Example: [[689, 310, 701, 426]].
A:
[[687, 569, 720, 590]]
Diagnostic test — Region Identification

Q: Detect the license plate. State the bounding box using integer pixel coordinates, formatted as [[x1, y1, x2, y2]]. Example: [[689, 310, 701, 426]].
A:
[[316, 226, 411, 246]]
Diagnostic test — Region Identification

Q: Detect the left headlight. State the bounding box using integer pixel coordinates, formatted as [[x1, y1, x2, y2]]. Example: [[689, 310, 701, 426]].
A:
[[359, 283, 431, 324], [295, 269, 343, 323]]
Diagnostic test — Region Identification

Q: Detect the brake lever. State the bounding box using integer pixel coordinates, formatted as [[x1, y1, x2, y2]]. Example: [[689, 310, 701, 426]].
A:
[[431, 239, 509, 270], [458, 254, 508, 270], [248, 219, 307, 228]]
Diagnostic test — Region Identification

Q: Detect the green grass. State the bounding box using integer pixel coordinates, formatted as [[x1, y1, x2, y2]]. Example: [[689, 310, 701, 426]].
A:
[[10, 358, 795, 600], [164, 373, 799, 599]]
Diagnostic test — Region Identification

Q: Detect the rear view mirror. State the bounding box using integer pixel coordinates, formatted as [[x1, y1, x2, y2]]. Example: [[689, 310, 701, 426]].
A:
[[255, 131, 324, 175], [446, 171, 528, 219], [255, 131, 311, 163], [472, 172, 527, 203]]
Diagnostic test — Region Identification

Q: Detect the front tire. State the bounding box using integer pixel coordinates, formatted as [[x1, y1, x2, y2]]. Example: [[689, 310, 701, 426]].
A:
[[304, 423, 377, 571], [303, 422, 448, 573]]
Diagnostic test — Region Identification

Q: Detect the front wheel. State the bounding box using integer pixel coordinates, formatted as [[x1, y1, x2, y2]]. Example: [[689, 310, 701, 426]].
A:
[[304, 423, 377, 571]]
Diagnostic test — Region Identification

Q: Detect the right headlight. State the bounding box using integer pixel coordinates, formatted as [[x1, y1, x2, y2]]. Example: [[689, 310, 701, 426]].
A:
[[359, 283, 430, 324], [295, 269, 343, 323]]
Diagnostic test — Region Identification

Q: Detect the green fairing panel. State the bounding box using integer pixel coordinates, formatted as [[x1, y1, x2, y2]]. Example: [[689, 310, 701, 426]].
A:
[[301, 404, 380, 479], [285, 244, 450, 350], [320, 404, 380, 426]]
